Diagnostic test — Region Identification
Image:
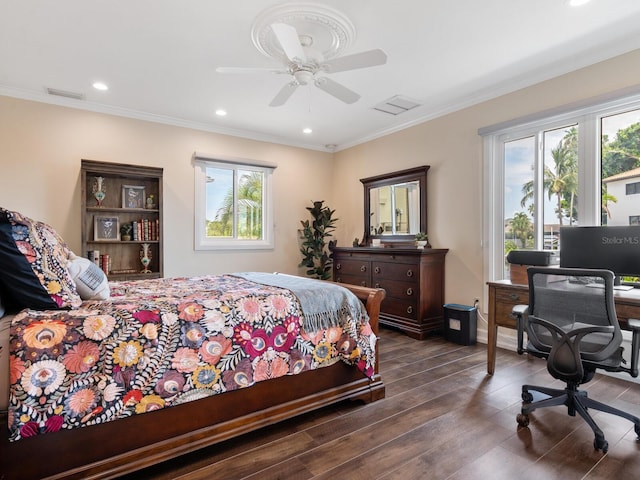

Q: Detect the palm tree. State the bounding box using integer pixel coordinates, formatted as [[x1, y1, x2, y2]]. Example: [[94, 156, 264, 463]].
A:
[[520, 128, 578, 226], [510, 212, 532, 248], [209, 171, 263, 238], [601, 189, 618, 225]]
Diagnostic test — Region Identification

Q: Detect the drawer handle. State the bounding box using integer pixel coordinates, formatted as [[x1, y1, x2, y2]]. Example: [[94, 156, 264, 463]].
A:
[[406, 270, 414, 277], [406, 288, 413, 296], [360, 265, 367, 272], [375, 282, 381, 288], [374, 266, 381, 274], [407, 306, 413, 314], [360, 281, 366, 287], [336, 277, 341, 283], [509, 293, 519, 300], [336, 263, 342, 270]]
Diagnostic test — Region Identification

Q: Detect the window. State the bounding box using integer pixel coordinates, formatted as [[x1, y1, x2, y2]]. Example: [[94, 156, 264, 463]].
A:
[[626, 182, 640, 195], [194, 155, 275, 250], [482, 92, 640, 281], [630, 216, 640, 225]]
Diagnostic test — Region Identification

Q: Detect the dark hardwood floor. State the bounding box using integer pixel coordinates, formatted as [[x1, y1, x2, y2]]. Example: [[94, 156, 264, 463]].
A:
[[125, 327, 640, 480]]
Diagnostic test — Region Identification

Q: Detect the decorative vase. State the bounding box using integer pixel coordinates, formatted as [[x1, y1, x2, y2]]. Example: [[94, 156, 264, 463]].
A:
[[140, 243, 152, 273], [92, 176, 106, 207], [416, 240, 428, 249]]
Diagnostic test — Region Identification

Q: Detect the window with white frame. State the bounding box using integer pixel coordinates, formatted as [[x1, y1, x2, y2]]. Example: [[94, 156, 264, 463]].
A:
[[194, 154, 276, 250], [482, 91, 640, 281]]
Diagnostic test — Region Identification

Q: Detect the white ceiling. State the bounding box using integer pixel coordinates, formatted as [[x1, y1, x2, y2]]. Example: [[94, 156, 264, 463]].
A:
[[2, 0, 640, 152]]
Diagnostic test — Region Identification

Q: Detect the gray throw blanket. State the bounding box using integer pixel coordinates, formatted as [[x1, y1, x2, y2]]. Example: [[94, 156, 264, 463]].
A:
[[235, 272, 367, 332]]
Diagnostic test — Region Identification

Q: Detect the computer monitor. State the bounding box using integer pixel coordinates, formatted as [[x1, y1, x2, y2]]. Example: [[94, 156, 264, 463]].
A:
[[559, 225, 640, 287]]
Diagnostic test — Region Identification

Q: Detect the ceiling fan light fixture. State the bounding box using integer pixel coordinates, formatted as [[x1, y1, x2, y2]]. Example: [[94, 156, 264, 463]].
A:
[[293, 70, 313, 85]]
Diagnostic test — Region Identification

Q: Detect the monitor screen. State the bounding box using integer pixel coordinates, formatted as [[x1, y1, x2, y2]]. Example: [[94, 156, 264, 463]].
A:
[[559, 226, 640, 280]]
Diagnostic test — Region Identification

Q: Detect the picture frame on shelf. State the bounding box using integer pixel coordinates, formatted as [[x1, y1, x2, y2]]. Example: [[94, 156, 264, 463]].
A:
[[122, 185, 146, 209], [94, 215, 120, 241]]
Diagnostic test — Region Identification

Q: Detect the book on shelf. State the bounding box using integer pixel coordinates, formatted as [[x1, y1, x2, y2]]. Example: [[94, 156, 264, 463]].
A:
[[87, 250, 100, 266]]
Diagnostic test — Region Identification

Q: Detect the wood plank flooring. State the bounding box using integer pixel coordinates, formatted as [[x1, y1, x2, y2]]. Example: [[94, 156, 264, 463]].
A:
[[124, 327, 640, 480]]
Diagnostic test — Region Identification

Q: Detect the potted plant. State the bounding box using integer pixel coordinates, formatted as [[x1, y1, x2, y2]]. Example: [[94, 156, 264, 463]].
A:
[[299, 200, 338, 280], [415, 232, 430, 249], [120, 222, 133, 241]]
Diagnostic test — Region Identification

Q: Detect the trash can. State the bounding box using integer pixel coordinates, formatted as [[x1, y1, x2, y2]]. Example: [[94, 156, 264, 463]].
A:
[[443, 303, 477, 345]]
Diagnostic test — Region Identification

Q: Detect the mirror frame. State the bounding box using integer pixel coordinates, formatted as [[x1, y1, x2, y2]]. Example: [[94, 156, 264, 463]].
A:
[[361, 165, 430, 244]]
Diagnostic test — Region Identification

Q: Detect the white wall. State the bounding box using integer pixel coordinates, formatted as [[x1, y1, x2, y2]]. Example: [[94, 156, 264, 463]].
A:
[[606, 174, 640, 225], [0, 96, 334, 277]]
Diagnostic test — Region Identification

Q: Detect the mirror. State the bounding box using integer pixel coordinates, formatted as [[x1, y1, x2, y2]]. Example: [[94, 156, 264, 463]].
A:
[[361, 166, 429, 244]]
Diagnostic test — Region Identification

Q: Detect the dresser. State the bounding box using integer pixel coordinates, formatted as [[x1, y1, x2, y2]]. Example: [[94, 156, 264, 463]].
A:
[[332, 247, 448, 339]]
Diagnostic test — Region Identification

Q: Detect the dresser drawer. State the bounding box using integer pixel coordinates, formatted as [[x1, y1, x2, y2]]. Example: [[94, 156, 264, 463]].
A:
[[371, 261, 419, 283], [334, 273, 369, 287], [374, 278, 418, 300], [382, 297, 419, 320], [494, 288, 529, 328], [334, 258, 370, 276]]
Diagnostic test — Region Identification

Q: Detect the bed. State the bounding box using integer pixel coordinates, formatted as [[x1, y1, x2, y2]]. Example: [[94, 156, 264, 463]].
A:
[[0, 208, 385, 480]]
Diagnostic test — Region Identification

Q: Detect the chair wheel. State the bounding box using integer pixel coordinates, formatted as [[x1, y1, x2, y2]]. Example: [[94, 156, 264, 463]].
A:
[[516, 413, 530, 427], [594, 437, 608, 453], [635, 424, 640, 440], [522, 391, 534, 403]]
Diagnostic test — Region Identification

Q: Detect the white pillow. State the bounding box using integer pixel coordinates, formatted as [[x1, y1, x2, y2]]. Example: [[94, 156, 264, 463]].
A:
[[67, 252, 110, 300]]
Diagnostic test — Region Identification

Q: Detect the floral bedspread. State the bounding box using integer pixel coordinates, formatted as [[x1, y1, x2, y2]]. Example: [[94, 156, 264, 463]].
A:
[[7, 274, 376, 441]]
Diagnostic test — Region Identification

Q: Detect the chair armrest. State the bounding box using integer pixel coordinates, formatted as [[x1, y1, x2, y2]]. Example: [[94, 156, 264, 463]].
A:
[[512, 304, 528, 354], [512, 304, 529, 317], [627, 318, 640, 331], [628, 318, 640, 377]]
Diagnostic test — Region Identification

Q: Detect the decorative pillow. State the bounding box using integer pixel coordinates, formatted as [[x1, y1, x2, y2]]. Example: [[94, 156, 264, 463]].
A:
[[0, 208, 82, 311], [67, 251, 110, 300]]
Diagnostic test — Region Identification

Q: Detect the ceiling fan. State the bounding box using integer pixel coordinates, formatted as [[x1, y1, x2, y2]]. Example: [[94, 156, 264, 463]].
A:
[[216, 22, 387, 107]]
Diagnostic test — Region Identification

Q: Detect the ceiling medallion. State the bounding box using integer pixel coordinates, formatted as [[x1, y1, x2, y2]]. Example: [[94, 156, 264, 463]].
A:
[[251, 2, 356, 63]]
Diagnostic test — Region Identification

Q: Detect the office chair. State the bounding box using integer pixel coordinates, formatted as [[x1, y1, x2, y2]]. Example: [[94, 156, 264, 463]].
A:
[[513, 267, 640, 453]]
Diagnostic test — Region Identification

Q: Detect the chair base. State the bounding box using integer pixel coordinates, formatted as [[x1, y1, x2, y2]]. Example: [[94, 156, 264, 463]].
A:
[[516, 383, 640, 453]]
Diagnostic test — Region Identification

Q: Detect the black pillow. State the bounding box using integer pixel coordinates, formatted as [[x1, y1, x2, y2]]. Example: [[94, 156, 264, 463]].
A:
[[0, 209, 81, 313]]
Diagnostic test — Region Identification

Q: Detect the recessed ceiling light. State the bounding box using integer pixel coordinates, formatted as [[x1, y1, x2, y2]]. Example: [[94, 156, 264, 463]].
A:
[[215, 109, 227, 116], [92, 82, 108, 91], [303, 127, 312, 134], [568, 0, 590, 6]]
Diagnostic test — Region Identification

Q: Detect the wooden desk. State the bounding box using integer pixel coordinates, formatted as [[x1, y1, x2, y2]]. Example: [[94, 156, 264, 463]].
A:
[[487, 280, 640, 374]]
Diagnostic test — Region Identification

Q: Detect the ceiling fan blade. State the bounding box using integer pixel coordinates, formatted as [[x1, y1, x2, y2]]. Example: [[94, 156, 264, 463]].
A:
[[216, 66, 287, 74], [269, 82, 299, 107], [322, 49, 387, 73], [314, 77, 360, 104], [271, 23, 307, 63]]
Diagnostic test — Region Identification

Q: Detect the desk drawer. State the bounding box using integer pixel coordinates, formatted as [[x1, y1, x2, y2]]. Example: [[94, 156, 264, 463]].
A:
[[494, 288, 528, 328]]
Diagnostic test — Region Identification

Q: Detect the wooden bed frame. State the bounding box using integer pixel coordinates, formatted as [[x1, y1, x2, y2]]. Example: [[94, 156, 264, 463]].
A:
[[0, 283, 385, 480]]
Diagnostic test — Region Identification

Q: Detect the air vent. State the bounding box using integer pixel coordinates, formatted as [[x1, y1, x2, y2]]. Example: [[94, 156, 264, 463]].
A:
[[45, 87, 85, 100], [373, 95, 420, 115]]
